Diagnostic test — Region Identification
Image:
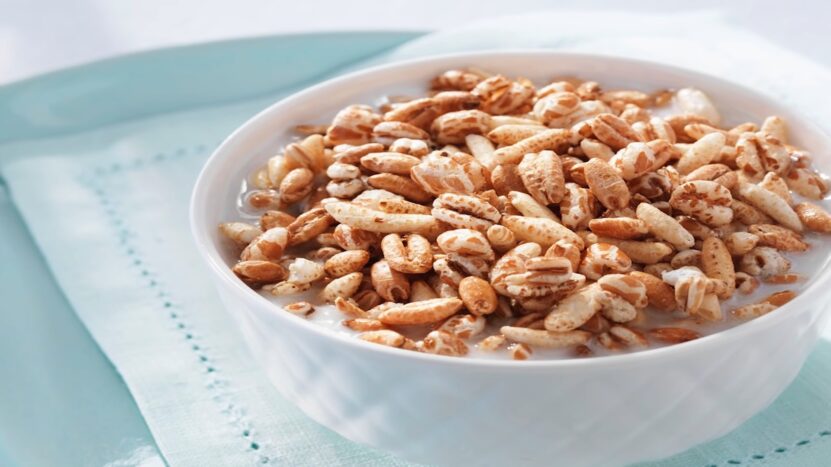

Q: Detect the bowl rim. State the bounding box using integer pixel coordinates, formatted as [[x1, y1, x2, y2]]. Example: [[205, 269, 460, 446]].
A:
[[191, 49, 831, 369]]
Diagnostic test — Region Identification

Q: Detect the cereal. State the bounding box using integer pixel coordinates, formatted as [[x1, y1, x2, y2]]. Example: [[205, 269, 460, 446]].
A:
[[220, 68, 831, 359]]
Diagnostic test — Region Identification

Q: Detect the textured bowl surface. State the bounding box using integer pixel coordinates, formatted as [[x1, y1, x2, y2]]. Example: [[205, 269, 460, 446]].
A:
[[191, 51, 831, 467]]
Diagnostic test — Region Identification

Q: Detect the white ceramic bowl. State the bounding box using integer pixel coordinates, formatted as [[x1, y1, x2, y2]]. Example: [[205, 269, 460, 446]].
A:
[[191, 51, 831, 466]]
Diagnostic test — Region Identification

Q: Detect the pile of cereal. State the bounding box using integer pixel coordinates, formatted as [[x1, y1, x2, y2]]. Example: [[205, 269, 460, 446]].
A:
[[219, 68, 831, 359]]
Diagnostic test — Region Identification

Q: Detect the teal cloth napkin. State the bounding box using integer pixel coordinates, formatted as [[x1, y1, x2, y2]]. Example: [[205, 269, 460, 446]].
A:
[[3, 11, 831, 467]]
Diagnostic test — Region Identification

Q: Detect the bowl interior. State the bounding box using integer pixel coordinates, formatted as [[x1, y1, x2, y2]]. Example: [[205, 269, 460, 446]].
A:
[[192, 51, 831, 363]]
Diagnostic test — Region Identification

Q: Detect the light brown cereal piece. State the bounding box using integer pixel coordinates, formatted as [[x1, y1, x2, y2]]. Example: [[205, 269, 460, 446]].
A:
[[431, 69, 483, 91], [371, 260, 410, 302], [433, 192, 501, 226], [278, 168, 315, 204], [598, 274, 648, 308], [628, 171, 673, 200], [737, 182, 802, 232], [486, 224, 517, 252], [578, 243, 632, 280], [636, 203, 695, 249], [389, 138, 430, 157], [546, 239, 582, 272], [748, 224, 809, 252], [477, 335, 507, 351], [232, 260, 287, 284], [381, 233, 433, 274], [559, 184, 594, 229], [677, 132, 726, 174], [508, 343, 533, 360], [735, 272, 760, 295], [372, 121, 429, 144], [325, 201, 438, 234], [589, 113, 640, 150], [360, 152, 421, 175], [731, 199, 772, 225], [220, 222, 263, 247], [543, 286, 601, 332], [420, 330, 469, 357], [487, 124, 545, 146], [343, 318, 386, 331], [263, 281, 312, 296], [580, 138, 615, 161], [359, 330, 406, 348], [472, 75, 534, 115], [366, 173, 432, 203], [326, 178, 365, 199], [763, 273, 802, 284], [465, 134, 497, 170], [609, 325, 648, 347], [795, 202, 831, 233], [324, 250, 371, 277], [758, 172, 792, 204], [431, 110, 493, 145], [507, 192, 558, 223], [490, 163, 526, 195], [438, 314, 486, 340], [411, 151, 489, 195], [588, 217, 649, 240], [670, 249, 702, 269], [732, 290, 796, 319], [755, 132, 791, 175], [437, 229, 495, 260], [410, 280, 439, 302], [283, 301, 314, 317], [533, 91, 581, 124], [595, 289, 638, 323], [321, 272, 363, 302], [518, 150, 566, 205], [675, 88, 720, 124], [627, 271, 676, 311], [259, 211, 295, 231], [610, 142, 655, 180], [458, 277, 498, 315], [649, 327, 701, 344], [501, 326, 591, 348], [333, 223, 378, 251], [760, 116, 787, 142], [501, 215, 584, 249], [669, 180, 733, 226], [241, 227, 289, 261], [599, 238, 674, 265], [378, 298, 464, 325], [701, 237, 735, 299], [334, 297, 369, 318], [583, 158, 631, 210], [739, 247, 791, 277], [786, 168, 828, 200], [352, 291, 382, 312], [326, 105, 381, 145], [286, 208, 334, 246], [724, 232, 759, 256], [492, 129, 571, 165]]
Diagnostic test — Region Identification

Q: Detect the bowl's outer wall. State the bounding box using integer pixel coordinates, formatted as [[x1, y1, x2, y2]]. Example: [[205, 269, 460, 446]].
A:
[[193, 52, 831, 466]]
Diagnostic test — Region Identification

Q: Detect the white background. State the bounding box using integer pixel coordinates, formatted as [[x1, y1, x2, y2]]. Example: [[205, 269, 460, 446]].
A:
[[0, 0, 828, 84]]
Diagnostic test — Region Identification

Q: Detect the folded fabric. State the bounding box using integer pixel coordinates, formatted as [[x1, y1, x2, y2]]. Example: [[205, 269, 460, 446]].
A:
[[3, 10, 831, 467]]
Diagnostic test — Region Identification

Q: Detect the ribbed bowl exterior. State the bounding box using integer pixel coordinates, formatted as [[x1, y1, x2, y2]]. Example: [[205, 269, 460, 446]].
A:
[[217, 285, 830, 467]]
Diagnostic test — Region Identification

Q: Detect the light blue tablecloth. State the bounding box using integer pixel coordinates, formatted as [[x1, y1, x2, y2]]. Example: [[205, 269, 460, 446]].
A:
[[2, 11, 831, 467]]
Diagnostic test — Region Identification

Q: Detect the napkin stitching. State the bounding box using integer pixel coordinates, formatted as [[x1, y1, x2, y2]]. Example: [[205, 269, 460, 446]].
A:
[[79, 144, 278, 465], [706, 429, 831, 466]]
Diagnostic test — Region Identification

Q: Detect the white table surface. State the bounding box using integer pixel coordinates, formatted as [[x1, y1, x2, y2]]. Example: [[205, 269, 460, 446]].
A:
[[1, 0, 828, 85]]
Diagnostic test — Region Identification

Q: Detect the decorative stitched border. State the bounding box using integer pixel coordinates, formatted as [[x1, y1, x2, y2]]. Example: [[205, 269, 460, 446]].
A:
[[79, 144, 276, 465]]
